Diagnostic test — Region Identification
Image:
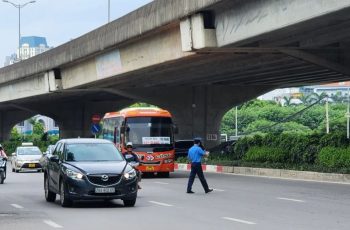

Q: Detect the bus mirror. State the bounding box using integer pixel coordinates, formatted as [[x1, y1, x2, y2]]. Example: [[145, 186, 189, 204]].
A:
[[173, 125, 179, 134]]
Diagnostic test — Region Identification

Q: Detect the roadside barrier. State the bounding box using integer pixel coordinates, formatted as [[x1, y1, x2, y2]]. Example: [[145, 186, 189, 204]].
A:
[[175, 163, 350, 184]]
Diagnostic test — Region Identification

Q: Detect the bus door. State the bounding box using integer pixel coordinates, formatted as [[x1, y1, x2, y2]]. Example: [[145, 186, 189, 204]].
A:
[[114, 126, 121, 151]]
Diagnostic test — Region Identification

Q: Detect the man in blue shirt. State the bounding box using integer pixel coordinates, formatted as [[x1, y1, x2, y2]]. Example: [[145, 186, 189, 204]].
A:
[[186, 138, 213, 194]]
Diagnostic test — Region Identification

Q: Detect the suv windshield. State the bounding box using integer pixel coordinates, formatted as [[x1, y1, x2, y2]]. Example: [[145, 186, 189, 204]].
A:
[[17, 147, 41, 155], [65, 143, 123, 162]]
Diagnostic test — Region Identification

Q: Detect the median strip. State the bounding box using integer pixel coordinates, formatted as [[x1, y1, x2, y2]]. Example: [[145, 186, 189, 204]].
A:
[[222, 217, 256, 225], [149, 201, 173, 207]]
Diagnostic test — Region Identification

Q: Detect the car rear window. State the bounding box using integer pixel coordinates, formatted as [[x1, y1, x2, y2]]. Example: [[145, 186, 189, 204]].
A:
[[65, 143, 123, 162], [17, 147, 41, 155]]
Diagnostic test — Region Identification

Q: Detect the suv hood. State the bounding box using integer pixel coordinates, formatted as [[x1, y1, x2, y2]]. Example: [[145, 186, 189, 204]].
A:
[[66, 161, 127, 175]]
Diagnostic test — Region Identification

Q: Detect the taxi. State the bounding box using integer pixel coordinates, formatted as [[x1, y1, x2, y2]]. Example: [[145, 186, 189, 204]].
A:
[[11, 143, 43, 173]]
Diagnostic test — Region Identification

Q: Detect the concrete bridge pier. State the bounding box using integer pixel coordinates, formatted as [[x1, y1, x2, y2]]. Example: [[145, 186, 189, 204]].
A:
[[54, 100, 133, 139], [0, 110, 35, 142], [137, 85, 272, 148]]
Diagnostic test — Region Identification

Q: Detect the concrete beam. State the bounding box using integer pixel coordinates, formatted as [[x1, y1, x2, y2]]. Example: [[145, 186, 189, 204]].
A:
[[61, 26, 191, 89], [0, 0, 223, 85], [0, 73, 50, 103], [215, 0, 350, 47]]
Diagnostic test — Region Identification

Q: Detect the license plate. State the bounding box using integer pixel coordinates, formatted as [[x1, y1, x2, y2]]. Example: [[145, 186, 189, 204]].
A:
[[28, 163, 35, 168], [95, 187, 115, 193], [146, 166, 154, 171]]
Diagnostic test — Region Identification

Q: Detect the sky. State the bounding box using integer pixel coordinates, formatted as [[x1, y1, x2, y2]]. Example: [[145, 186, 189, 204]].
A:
[[0, 0, 153, 67]]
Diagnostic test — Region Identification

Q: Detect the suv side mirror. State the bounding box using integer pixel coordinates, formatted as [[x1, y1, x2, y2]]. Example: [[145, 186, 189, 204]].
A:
[[12, 152, 16, 156], [49, 155, 59, 163]]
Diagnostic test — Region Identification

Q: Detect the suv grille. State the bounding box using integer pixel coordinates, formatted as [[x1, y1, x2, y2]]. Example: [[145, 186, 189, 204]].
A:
[[87, 174, 121, 186]]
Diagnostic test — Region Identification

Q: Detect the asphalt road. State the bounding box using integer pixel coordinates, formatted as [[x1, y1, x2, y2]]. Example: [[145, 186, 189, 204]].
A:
[[0, 165, 349, 230]]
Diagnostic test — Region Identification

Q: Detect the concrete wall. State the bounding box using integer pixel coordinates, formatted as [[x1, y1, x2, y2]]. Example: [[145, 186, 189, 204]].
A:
[[0, 0, 223, 85], [62, 26, 190, 89], [215, 0, 350, 46]]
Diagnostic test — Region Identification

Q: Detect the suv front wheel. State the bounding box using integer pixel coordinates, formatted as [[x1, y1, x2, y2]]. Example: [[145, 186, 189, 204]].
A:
[[44, 175, 56, 202], [123, 198, 136, 207], [60, 180, 72, 207]]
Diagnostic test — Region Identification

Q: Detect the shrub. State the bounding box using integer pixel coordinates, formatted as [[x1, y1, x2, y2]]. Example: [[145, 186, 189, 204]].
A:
[[317, 147, 350, 169], [320, 132, 350, 148], [243, 146, 288, 163]]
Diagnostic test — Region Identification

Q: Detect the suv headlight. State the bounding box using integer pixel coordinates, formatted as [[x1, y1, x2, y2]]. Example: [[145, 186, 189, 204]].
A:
[[65, 169, 84, 180], [123, 169, 137, 180]]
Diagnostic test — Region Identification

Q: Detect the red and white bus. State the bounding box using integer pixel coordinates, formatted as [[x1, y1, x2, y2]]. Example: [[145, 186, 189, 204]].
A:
[[101, 107, 175, 177]]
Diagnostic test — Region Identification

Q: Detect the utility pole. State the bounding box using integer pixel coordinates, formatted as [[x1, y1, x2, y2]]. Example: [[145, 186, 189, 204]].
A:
[[2, 0, 36, 61], [235, 106, 238, 136], [108, 0, 110, 23], [326, 96, 329, 134], [347, 88, 350, 139]]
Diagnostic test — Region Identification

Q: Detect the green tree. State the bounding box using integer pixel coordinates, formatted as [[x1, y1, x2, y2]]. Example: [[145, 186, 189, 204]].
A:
[[299, 94, 312, 105], [128, 102, 157, 108], [33, 122, 45, 136], [282, 96, 296, 107], [10, 127, 21, 141]]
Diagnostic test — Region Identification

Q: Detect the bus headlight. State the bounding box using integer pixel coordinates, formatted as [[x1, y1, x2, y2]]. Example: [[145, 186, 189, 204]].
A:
[[124, 169, 137, 180], [164, 159, 173, 164]]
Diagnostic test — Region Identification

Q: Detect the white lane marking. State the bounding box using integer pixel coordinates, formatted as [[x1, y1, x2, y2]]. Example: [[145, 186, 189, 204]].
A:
[[154, 181, 169, 185], [222, 217, 256, 225], [10, 204, 24, 209], [149, 201, 173, 207], [213, 188, 225, 192], [277, 197, 305, 203], [43, 220, 63, 228]]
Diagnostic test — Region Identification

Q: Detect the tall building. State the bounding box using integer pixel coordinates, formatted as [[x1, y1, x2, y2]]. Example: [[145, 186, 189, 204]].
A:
[[18, 36, 50, 60], [4, 36, 52, 66]]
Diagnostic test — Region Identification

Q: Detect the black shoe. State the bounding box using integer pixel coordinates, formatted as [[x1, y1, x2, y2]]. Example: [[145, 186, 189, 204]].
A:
[[187, 191, 195, 194], [205, 189, 213, 193]]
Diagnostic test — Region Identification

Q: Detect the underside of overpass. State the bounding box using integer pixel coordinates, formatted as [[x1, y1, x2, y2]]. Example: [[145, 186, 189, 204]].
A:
[[1, 0, 350, 147]]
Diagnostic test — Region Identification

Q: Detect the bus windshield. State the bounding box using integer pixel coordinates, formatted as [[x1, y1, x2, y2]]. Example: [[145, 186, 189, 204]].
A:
[[125, 117, 173, 148]]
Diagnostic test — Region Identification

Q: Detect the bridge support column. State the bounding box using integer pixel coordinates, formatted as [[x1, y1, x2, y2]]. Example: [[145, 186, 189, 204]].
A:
[[0, 110, 35, 142], [54, 100, 133, 139], [140, 85, 271, 148]]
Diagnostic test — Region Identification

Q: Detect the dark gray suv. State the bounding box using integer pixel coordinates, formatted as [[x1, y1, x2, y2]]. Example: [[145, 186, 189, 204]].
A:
[[44, 138, 138, 207]]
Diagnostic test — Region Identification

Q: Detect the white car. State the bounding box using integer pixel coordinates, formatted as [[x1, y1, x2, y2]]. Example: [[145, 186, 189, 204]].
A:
[[11, 144, 43, 173]]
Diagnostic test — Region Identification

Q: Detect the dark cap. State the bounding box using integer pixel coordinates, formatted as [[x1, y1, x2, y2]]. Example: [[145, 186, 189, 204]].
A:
[[193, 137, 202, 144]]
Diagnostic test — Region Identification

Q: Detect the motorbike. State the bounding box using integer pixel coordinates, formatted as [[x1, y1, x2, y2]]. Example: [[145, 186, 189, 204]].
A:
[[0, 157, 7, 184]]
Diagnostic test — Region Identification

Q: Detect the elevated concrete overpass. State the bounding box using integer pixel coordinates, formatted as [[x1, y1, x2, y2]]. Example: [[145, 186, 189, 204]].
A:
[[1, 0, 350, 147]]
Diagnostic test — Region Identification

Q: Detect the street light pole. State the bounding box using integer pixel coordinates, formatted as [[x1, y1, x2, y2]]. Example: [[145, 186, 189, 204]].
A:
[[108, 0, 110, 23], [347, 88, 350, 139], [2, 0, 36, 61]]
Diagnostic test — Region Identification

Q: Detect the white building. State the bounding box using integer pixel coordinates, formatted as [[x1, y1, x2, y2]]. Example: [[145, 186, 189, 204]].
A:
[[4, 36, 51, 66], [16, 115, 59, 135], [258, 87, 301, 103]]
